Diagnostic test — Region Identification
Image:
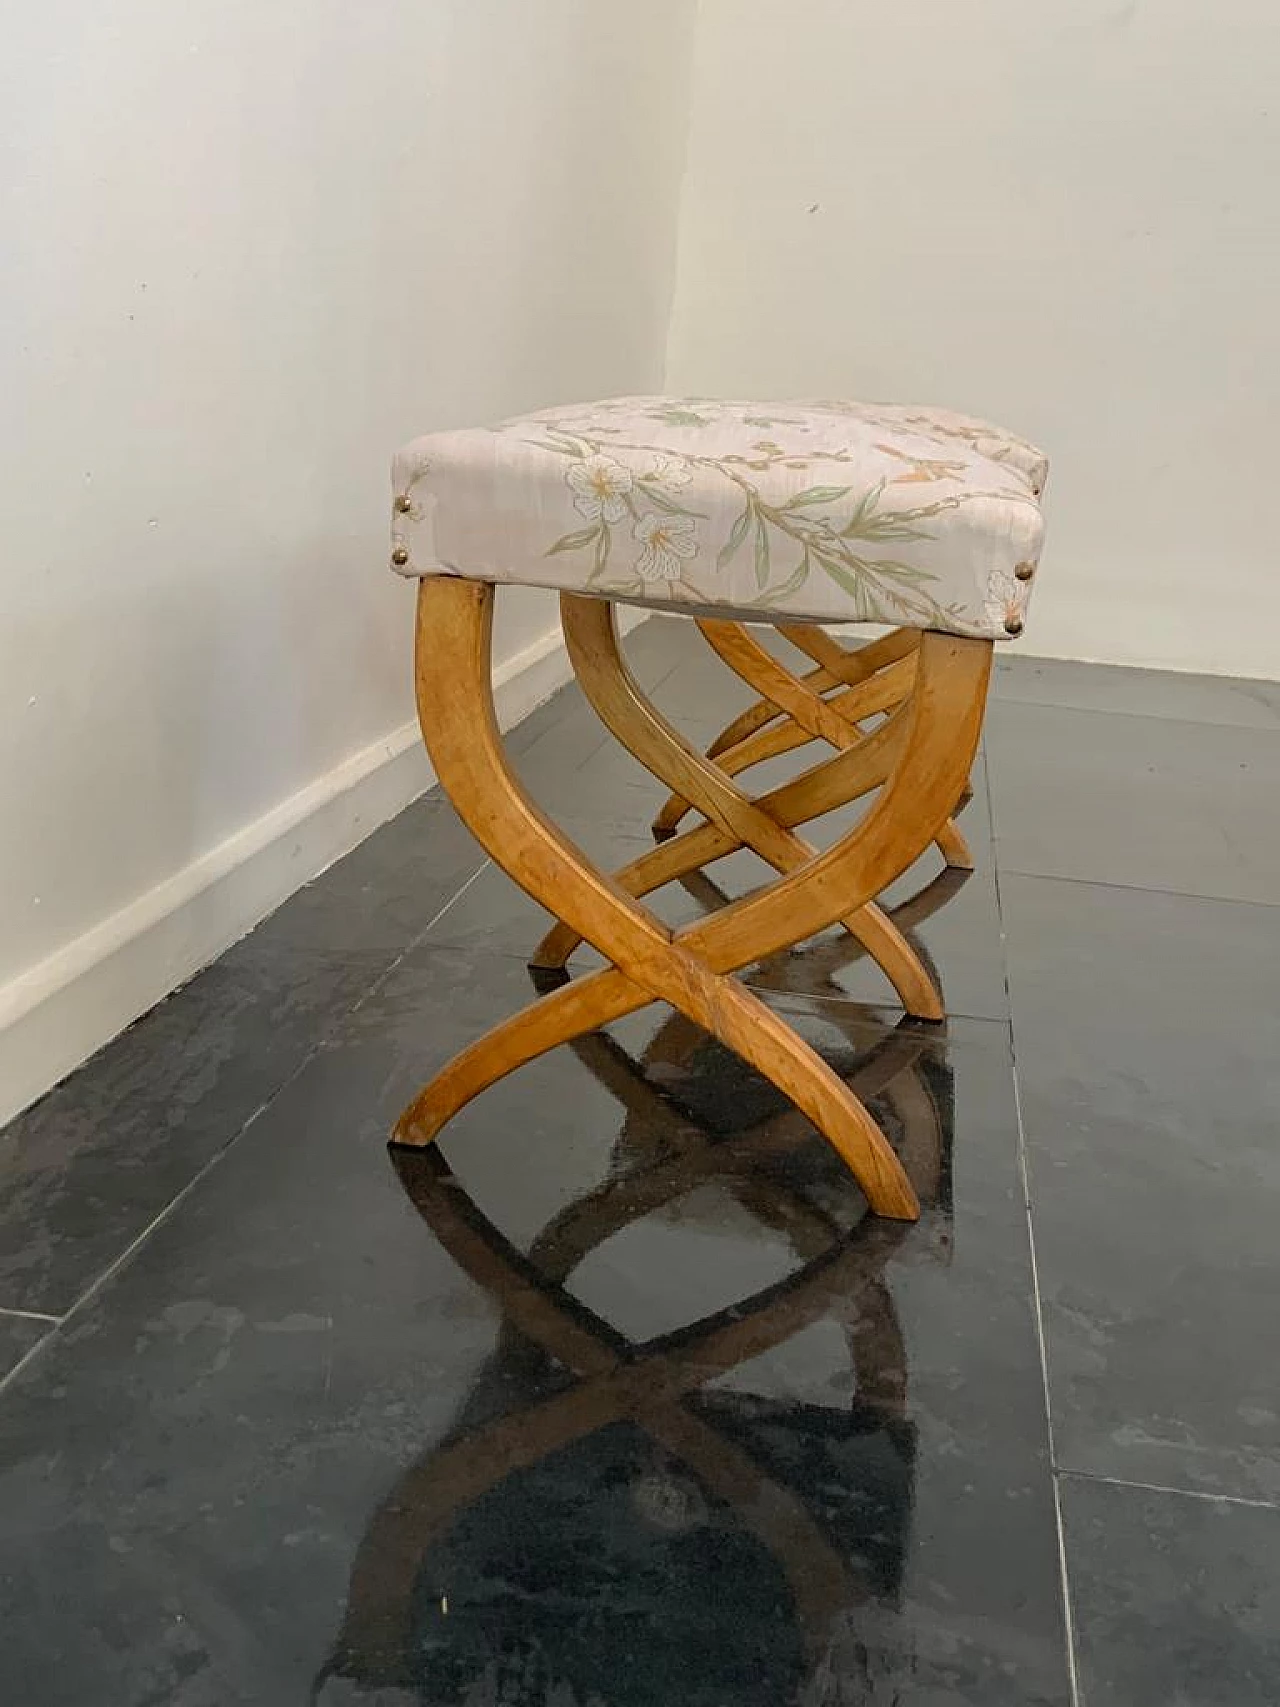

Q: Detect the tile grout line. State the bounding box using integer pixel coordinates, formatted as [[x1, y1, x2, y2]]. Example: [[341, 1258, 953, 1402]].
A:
[[344, 859, 493, 1019], [1010, 1060, 1084, 1707], [0, 858, 494, 1402], [989, 689, 1280, 735], [998, 865, 1280, 913], [989, 777, 1083, 1707], [1058, 1467, 1280, 1514], [0, 1114, 286, 1401]]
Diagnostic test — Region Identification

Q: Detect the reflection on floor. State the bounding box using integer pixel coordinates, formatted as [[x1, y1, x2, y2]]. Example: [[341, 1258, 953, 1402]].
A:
[[1, 619, 1278, 1706], [328, 989, 947, 1705]]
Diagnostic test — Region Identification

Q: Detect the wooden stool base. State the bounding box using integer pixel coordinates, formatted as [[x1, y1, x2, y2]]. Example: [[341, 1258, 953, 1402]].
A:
[[393, 579, 992, 1223], [652, 620, 976, 874]]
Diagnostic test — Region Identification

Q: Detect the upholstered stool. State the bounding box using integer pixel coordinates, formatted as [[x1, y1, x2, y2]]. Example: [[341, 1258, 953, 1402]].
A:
[[388, 396, 1047, 1221]]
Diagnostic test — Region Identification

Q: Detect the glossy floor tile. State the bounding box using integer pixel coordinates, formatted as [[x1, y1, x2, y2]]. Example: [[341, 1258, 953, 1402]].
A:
[[253, 789, 486, 956], [0, 1311, 50, 1380], [986, 697, 1280, 904], [0, 947, 1068, 1706], [993, 653, 1280, 729], [0, 934, 393, 1318], [1062, 1478, 1280, 1705], [1002, 874, 1280, 1505], [1, 631, 1278, 1704]]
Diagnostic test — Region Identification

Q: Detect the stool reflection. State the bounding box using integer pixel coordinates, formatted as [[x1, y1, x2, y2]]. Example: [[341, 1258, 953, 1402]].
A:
[[318, 919, 960, 1706]]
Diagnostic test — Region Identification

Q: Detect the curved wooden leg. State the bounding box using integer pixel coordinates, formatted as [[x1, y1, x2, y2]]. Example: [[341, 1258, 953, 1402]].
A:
[[692, 625, 919, 771], [395, 579, 923, 1220], [512, 1020, 906, 1286], [399, 958, 918, 1220], [652, 622, 974, 871], [934, 812, 974, 871], [534, 628, 987, 1010], [780, 622, 918, 680], [674, 629, 990, 967], [686, 651, 918, 782], [650, 622, 912, 823], [650, 645, 917, 838], [394, 965, 644, 1147], [553, 595, 942, 1020], [698, 619, 869, 751], [397, 581, 990, 1222], [531, 686, 908, 971]]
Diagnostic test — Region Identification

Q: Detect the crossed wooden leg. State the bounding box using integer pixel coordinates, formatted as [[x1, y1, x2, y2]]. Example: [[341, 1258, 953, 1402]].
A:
[[393, 578, 991, 1221], [536, 994, 939, 1273], [651, 620, 975, 872], [545, 593, 943, 1021]]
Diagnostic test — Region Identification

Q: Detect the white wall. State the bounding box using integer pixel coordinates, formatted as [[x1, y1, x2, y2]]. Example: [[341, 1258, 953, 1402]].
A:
[[1, 0, 694, 1118], [665, 0, 1280, 679], [8, 0, 1278, 1119]]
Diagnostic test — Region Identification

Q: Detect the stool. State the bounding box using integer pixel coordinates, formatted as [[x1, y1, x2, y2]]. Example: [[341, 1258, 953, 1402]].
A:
[[388, 396, 1046, 1221]]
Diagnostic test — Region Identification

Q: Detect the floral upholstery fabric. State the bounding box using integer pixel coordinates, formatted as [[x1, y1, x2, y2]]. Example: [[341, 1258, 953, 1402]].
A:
[[391, 397, 1048, 639]]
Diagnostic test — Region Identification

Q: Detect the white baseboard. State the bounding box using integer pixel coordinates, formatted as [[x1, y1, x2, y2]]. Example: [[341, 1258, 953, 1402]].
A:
[[0, 609, 648, 1128]]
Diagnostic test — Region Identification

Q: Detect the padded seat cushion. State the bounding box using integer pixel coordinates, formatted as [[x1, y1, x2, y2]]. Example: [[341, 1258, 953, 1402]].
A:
[[391, 397, 1047, 638]]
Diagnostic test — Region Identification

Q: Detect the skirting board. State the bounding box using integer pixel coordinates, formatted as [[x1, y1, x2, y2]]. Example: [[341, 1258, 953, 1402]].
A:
[[0, 608, 650, 1128]]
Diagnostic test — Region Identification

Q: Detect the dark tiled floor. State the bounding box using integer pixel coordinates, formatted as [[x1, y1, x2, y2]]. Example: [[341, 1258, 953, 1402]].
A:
[[1, 617, 1276, 1704], [0, 1311, 52, 1381]]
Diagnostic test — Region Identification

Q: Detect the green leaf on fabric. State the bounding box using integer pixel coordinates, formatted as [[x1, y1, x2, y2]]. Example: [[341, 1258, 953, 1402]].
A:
[[546, 524, 602, 557], [754, 552, 811, 607], [782, 484, 852, 510], [587, 523, 613, 582], [857, 517, 930, 542], [812, 549, 871, 605], [840, 480, 887, 536], [754, 518, 772, 589], [717, 503, 753, 570], [638, 484, 706, 519], [541, 429, 591, 458], [865, 557, 940, 586]]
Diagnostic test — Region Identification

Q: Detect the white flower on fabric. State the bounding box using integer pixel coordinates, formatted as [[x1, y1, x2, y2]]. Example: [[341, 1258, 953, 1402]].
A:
[[567, 455, 633, 523], [648, 454, 693, 490], [634, 512, 698, 582], [983, 568, 1025, 630]]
